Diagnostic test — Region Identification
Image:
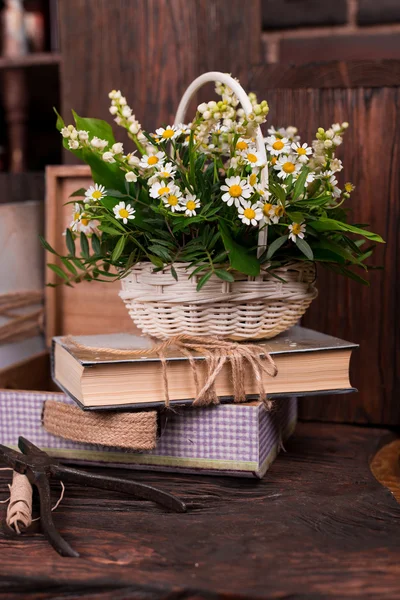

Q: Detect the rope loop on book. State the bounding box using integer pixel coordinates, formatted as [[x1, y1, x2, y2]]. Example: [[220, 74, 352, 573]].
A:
[[62, 335, 278, 409]]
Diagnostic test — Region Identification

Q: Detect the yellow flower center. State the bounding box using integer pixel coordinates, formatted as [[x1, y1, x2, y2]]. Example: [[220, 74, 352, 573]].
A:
[[158, 186, 170, 196], [297, 147, 307, 155], [119, 208, 129, 219], [167, 195, 178, 206], [160, 171, 171, 178], [272, 140, 284, 151], [92, 190, 103, 199], [147, 156, 159, 165], [162, 129, 174, 139], [243, 208, 256, 220], [247, 153, 258, 163], [73, 212, 80, 221], [186, 200, 196, 211], [80, 218, 89, 226], [249, 173, 257, 186], [229, 184, 243, 197], [291, 223, 302, 235], [185, 135, 191, 143], [236, 140, 248, 150], [345, 182, 354, 192], [275, 206, 284, 217], [283, 161, 295, 173], [262, 203, 272, 216], [271, 157, 277, 165]]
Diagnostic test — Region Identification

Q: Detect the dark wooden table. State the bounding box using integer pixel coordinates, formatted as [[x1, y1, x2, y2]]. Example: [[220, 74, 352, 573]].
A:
[[1, 422, 400, 599]]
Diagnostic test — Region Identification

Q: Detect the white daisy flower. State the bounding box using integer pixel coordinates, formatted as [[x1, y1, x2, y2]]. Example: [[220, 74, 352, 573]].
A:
[[274, 155, 301, 180], [256, 200, 274, 224], [291, 142, 312, 163], [254, 183, 270, 199], [241, 149, 265, 168], [321, 171, 341, 198], [149, 181, 177, 199], [90, 137, 108, 150], [265, 135, 290, 156], [235, 138, 251, 152], [162, 189, 183, 212], [156, 162, 176, 180], [181, 193, 200, 217], [174, 123, 189, 137], [267, 126, 286, 137], [285, 126, 300, 142], [270, 204, 285, 224], [221, 176, 253, 208], [113, 201, 135, 224], [125, 171, 138, 183], [139, 151, 165, 169], [155, 125, 177, 141], [247, 172, 259, 188], [238, 201, 263, 226], [79, 218, 100, 235], [85, 183, 106, 202], [288, 222, 306, 243], [70, 203, 83, 232], [212, 122, 229, 135]]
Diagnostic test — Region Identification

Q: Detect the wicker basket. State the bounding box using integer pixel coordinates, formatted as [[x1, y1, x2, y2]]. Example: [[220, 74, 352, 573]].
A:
[[120, 261, 317, 340], [119, 72, 318, 340]]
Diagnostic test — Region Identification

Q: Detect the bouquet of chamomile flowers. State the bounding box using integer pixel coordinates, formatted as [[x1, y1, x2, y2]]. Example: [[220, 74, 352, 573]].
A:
[[43, 78, 383, 289]]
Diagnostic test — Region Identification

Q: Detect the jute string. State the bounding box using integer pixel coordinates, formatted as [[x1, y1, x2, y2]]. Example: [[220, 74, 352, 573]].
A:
[[0, 468, 64, 534], [0, 291, 44, 344], [63, 334, 278, 409]]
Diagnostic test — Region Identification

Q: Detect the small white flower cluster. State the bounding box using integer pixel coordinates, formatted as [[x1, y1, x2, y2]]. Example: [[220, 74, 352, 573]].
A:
[[109, 90, 142, 137]]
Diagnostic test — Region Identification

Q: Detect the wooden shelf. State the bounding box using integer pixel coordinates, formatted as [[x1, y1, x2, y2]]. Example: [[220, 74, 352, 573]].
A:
[[0, 52, 61, 70]]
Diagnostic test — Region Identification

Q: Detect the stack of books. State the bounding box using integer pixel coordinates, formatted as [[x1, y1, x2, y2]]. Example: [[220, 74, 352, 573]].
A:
[[28, 325, 356, 478]]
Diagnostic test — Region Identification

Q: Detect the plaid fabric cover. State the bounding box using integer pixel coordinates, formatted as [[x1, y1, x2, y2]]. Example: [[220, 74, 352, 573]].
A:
[[0, 390, 297, 478]]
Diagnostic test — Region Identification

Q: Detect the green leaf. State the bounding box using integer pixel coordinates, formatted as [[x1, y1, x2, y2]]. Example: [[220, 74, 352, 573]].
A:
[[65, 228, 76, 257], [296, 237, 314, 260], [268, 181, 286, 203], [196, 271, 212, 291], [266, 235, 288, 260], [80, 232, 90, 259], [310, 218, 385, 243], [292, 167, 309, 201], [47, 263, 70, 282], [149, 254, 164, 268], [72, 110, 115, 146], [171, 265, 178, 281], [60, 257, 78, 276], [214, 269, 235, 283], [91, 234, 101, 255], [54, 107, 65, 132], [219, 222, 260, 277], [69, 188, 87, 198], [99, 225, 124, 236], [39, 235, 57, 254], [112, 236, 126, 262], [286, 211, 304, 224]]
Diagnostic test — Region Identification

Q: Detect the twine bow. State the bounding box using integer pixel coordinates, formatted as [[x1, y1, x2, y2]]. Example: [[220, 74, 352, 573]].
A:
[[63, 335, 278, 409]]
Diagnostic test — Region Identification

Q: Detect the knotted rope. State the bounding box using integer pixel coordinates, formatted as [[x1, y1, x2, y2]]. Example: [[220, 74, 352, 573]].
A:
[[63, 335, 278, 409], [0, 291, 44, 344], [0, 469, 64, 534]]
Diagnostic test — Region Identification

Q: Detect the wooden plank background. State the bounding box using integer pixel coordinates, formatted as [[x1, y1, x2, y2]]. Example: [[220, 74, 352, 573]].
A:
[[58, 0, 398, 426], [251, 63, 399, 425]]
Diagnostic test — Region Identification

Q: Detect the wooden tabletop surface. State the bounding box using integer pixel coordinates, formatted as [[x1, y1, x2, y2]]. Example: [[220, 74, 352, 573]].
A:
[[1, 422, 400, 599]]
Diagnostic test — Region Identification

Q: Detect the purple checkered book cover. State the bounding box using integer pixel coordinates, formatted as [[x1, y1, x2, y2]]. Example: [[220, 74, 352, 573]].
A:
[[0, 391, 297, 478]]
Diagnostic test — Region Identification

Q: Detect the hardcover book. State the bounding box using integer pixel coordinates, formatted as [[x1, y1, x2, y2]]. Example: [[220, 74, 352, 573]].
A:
[[52, 326, 357, 410]]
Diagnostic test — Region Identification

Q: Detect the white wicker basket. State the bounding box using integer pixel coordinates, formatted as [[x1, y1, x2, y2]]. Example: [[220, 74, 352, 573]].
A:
[[119, 72, 318, 340]]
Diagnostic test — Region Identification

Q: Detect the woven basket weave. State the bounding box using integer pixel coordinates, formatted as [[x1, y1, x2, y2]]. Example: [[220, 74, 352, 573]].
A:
[[120, 261, 317, 340], [119, 72, 318, 340]]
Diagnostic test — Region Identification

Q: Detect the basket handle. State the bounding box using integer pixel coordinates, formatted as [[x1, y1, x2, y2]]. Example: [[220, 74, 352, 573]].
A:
[[174, 71, 268, 254]]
